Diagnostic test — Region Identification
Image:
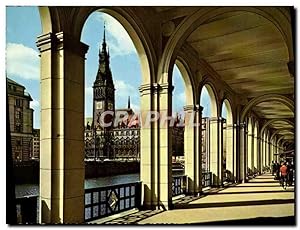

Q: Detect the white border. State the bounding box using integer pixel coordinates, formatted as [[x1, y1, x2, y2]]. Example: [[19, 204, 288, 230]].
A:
[[1, 1, 298, 229]]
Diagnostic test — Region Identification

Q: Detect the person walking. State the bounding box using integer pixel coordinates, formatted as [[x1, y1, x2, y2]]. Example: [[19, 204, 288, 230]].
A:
[[288, 162, 294, 186], [275, 162, 280, 180], [280, 162, 288, 189], [271, 161, 276, 176]]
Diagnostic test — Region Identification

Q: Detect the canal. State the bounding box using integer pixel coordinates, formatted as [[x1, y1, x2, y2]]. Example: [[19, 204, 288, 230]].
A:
[[15, 173, 140, 198]]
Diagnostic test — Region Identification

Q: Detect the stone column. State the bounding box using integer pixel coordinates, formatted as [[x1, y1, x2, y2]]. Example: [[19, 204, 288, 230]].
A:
[[37, 32, 88, 223], [219, 118, 225, 185], [158, 83, 173, 209], [139, 83, 157, 209], [233, 124, 238, 182], [225, 124, 234, 181], [247, 132, 254, 174], [261, 136, 265, 169], [257, 137, 262, 174], [239, 122, 247, 182], [267, 140, 270, 166], [253, 134, 258, 172], [269, 141, 273, 164], [276, 144, 279, 161], [271, 141, 275, 162], [209, 117, 223, 186], [184, 105, 202, 195], [266, 139, 270, 167]]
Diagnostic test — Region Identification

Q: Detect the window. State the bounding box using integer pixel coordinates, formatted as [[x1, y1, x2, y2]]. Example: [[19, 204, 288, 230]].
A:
[[16, 140, 21, 150], [15, 152, 21, 161], [16, 124, 21, 133], [15, 111, 22, 119], [16, 99, 22, 107]]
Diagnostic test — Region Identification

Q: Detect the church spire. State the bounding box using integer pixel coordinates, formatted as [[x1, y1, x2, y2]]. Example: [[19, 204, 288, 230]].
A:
[[102, 22, 106, 48], [95, 21, 112, 83], [101, 22, 107, 55], [103, 22, 106, 41]]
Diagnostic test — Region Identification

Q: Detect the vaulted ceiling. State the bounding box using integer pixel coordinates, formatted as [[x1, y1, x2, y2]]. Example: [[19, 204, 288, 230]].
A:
[[153, 7, 294, 147]]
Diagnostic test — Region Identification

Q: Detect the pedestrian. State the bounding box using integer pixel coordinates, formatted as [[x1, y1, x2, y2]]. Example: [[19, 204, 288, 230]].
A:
[[271, 161, 276, 176], [280, 162, 288, 189], [275, 162, 280, 180], [288, 162, 294, 186]]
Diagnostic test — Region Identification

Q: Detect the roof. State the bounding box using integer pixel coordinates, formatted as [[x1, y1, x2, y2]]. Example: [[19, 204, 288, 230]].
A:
[[7, 77, 25, 89]]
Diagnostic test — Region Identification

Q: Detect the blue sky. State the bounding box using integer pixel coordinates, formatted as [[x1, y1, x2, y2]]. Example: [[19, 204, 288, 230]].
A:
[[6, 6, 228, 129]]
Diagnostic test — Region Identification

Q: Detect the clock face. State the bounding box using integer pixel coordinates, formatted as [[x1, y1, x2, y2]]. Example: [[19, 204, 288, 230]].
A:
[[96, 101, 103, 110]]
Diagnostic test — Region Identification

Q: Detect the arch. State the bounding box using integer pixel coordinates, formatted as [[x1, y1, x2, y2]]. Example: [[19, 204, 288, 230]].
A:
[[159, 7, 293, 82], [175, 57, 196, 106], [277, 136, 285, 146], [241, 94, 294, 122], [221, 98, 233, 125], [259, 118, 294, 138], [270, 128, 294, 142], [253, 120, 259, 168], [282, 139, 292, 146], [38, 6, 53, 34], [247, 116, 253, 133], [247, 116, 254, 171], [253, 121, 259, 137], [75, 7, 156, 84], [200, 83, 219, 118]]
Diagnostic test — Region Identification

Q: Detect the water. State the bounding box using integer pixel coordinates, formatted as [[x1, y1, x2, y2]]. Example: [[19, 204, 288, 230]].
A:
[[15, 173, 140, 198], [15, 170, 183, 197]]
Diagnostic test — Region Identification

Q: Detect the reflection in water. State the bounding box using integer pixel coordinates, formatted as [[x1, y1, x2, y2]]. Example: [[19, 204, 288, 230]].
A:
[[84, 173, 140, 189], [15, 170, 183, 198], [15, 173, 140, 198]]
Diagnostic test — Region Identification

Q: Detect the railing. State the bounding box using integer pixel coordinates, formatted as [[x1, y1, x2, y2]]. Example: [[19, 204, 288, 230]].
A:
[[84, 181, 142, 222], [172, 175, 187, 197], [16, 195, 38, 224], [202, 171, 212, 187]]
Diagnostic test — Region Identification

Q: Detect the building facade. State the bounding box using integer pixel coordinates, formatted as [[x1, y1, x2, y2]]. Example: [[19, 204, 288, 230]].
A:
[[7, 78, 34, 162], [32, 128, 40, 160]]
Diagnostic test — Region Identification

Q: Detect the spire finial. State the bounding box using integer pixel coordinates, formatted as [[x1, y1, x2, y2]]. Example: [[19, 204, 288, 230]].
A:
[[128, 96, 131, 109], [103, 21, 106, 43]]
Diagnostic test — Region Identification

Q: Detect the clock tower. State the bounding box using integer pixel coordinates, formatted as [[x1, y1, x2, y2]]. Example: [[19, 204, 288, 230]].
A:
[[93, 24, 115, 130]]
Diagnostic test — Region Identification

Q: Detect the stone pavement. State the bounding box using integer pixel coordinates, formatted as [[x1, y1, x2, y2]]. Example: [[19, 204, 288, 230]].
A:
[[93, 173, 295, 225]]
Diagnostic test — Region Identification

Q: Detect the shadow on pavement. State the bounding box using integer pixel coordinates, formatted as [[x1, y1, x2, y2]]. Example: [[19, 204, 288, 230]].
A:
[[174, 199, 294, 209], [189, 216, 295, 225]]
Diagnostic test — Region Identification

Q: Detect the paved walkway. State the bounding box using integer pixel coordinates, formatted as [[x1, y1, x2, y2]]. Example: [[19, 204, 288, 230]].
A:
[[96, 173, 295, 225]]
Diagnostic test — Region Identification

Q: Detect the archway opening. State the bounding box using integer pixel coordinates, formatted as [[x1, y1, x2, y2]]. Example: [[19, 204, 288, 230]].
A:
[[171, 63, 186, 168], [253, 122, 259, 172], [80, 10, 151, 220], [247, 117, 253, 176], [221, 99, 234, 182], [200, 84, 219, 186]]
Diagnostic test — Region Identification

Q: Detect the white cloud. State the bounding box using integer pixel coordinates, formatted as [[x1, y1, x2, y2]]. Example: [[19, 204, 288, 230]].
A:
[[30, 99, 40, 109], [115, 79, 136, 97], [6, 43, 40, 80], [96, 14, 136, 57], [85, 86, 93, 96], [177, 92, 186, 104], [130, 103, 140, 113]]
